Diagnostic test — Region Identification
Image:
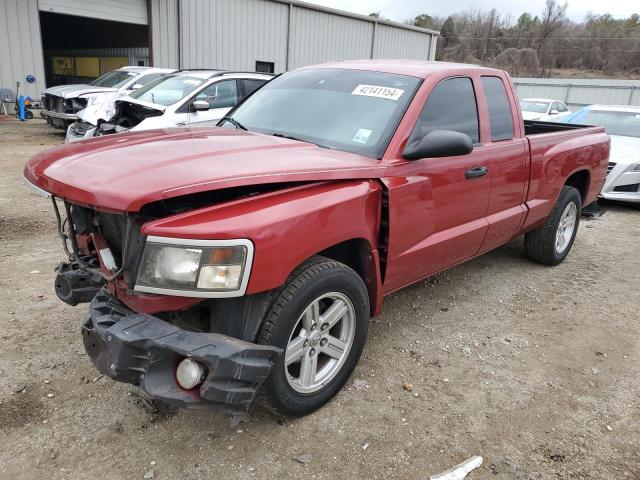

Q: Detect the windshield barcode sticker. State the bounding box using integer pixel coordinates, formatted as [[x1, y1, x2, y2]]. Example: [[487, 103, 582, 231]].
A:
[[353, 128, 373, 144], [352, 85, 404, 101]]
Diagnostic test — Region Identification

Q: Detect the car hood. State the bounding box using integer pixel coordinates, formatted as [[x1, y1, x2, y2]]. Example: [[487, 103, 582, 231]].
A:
[[521, 111, 544, 120], [24, 128, 386, 212], [43, 84, 117, 99], [609, 135, 640, 165]]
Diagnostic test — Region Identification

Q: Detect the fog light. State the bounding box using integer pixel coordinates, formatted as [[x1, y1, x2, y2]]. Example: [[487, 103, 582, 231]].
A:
[[176, 358, 206, 390]]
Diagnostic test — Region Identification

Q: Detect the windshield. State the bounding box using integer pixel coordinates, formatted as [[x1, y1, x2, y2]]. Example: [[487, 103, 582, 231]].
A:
[[221, 68, 421, 158], [568, 109, 640, 138], [129, 74, 206, 106], [520, 100, 550, 113], [91, 70, 137, 88]]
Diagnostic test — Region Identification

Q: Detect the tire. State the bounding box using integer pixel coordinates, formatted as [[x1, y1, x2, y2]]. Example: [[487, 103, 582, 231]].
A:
[[525, 185, 581, 266], [256, 256, 369, 416]]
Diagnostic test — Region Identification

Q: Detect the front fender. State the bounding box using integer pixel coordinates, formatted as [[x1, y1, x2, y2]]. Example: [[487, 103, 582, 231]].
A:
[[141, 180, 382, 295]]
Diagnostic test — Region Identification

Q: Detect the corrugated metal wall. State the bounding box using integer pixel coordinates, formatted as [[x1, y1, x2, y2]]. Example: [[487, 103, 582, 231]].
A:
[[45, 47, 149, 68], [373, 24, 434, 60], [0, 0, 46, 105], [514, 78, 640, 109], [151, 0, 180, 68], [160, 0, 438, 71], [38, 0, 148, 25], [288, 5, 373, 68], [179, 0, 289, 71]]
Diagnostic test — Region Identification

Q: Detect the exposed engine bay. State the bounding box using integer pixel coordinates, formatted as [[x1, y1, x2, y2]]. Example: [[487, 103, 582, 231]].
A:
[[95, 101, 164, 136]]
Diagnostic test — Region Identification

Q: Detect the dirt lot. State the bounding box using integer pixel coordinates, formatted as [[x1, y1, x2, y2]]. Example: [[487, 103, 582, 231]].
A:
[[1, 117, 639, 480]]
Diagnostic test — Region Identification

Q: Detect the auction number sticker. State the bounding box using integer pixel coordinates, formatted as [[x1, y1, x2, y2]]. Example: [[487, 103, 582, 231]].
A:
[[352, 84, 405, 101]]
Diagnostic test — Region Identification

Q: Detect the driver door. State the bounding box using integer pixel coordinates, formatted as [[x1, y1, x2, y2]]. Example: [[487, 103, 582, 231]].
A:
[[382, 76, 491, 292]]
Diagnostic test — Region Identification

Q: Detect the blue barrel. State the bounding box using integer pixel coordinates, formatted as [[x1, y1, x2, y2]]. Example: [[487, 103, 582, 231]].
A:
[[18, 95, 25, 121]]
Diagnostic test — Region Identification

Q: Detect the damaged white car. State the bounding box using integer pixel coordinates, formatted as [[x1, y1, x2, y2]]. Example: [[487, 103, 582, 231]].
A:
[[65, 70, 273, 142], [42, 66, 176, 129]]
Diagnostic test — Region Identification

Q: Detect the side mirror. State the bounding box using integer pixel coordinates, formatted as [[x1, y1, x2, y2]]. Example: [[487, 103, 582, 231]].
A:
[[549, 109, 559, 115], [192, 100, 210, 111], [402, 129, 474, 160]]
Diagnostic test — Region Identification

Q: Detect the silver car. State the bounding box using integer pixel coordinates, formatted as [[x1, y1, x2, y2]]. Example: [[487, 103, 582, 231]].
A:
[[41, 66, 176, 129]]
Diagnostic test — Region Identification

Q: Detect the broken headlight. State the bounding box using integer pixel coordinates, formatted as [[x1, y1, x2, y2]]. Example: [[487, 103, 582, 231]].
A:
[[66, 97, 88, 113], [134, 237, 253, 298]]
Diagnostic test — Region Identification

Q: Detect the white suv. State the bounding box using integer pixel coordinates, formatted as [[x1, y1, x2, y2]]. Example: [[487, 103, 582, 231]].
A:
[[66, 70, 273, 142]]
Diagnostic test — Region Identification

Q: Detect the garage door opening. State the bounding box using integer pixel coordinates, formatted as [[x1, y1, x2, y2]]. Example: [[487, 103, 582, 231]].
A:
[[39, 12, 148, 87]]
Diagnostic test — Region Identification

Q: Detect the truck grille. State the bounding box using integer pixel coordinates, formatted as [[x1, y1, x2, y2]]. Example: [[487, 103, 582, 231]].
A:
[[607, 162, 616, 175], [43, 94, 65, 113]]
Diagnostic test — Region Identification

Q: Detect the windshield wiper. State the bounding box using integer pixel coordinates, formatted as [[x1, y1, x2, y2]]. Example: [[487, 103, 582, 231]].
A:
[[221, 116, 247, 131], [272, 132, 331, 149]]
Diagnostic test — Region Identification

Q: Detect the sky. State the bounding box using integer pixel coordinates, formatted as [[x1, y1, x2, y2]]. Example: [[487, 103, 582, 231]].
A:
[[307, 0, 638, 24]]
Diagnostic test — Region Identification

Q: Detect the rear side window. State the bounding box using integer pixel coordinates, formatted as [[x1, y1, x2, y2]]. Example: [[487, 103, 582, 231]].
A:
[[416, 77, 479, 144], [242, 79, 267, 98], [481, 76, 514, 141]]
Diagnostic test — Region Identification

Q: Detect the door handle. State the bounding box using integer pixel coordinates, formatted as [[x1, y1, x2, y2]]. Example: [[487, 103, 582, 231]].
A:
[[465, 166, 488, 179]]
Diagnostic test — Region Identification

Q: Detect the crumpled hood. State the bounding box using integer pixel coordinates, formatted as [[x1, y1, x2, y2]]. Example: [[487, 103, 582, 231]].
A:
[[609, 135, 640, 165], [43, 84, 116, 99], [24, 128, 385, 212]]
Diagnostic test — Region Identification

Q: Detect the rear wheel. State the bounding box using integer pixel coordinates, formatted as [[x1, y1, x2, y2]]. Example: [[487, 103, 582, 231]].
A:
[[525, 185, 581, 266], [256, 256, 369, 416]]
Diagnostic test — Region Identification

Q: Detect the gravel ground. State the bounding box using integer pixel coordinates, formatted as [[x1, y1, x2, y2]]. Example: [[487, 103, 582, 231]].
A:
[[1, 117, 639, 480]]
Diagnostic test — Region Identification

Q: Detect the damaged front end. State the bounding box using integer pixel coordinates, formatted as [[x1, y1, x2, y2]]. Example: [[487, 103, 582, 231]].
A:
[[49, 196, 134, 307], [94, 100, 164, 137], [46, 192, 283, 410]]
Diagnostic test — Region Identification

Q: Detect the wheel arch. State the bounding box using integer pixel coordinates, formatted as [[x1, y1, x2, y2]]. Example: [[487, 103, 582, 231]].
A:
[[316, 238, 383, 316], [564, 169, 590, 205]]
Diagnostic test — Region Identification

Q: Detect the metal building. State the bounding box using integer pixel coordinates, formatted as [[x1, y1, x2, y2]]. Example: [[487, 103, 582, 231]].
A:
[[513, 78, 640, 110], [0, 0, 438, 102]]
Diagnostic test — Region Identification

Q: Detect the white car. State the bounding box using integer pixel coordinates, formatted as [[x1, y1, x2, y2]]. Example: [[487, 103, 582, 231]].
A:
[[520, 98, 571, 121], [563, 105, 640, 204], [42, 66, 176, 129], [66, 70, 272, 142]]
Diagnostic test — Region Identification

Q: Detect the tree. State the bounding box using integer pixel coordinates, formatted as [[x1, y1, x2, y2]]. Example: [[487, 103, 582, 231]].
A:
[[536, 0, 568, 53], [414, 14, 435, 29], [368, 12, 380, 18], [440, 16, 457, 47]]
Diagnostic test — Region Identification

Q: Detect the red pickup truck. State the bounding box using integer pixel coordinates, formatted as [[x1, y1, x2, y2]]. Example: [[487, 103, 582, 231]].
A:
[[24, 61, 609, 416]]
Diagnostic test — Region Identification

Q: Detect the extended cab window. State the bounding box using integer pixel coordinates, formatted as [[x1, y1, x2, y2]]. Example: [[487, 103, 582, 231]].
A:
[[416, 77, 479, 144], [481, 76, 514, 141]]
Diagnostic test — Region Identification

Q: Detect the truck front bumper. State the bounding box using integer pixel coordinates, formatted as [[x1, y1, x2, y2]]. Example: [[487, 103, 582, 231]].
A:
[[82, 290, 280, 410], [42, 109, 78, 129]]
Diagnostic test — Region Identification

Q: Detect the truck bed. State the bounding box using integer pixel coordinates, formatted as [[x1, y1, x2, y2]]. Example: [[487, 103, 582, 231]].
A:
[[524, 119, 591, 136], [522, 120, 609, 232]]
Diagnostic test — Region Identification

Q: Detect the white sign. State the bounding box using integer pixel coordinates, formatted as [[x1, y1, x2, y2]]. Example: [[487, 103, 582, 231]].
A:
[[351, 84, 405, 101]]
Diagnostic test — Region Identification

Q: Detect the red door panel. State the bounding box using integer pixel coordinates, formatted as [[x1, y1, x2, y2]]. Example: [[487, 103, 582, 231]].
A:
[[478, 140, 529, 252], [382, 153, 490, 294]]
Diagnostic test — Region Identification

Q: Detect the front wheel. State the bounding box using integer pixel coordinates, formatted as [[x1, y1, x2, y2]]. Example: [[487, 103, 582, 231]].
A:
[[525, 185, 581, 266], [256, 256, 369, 416]]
